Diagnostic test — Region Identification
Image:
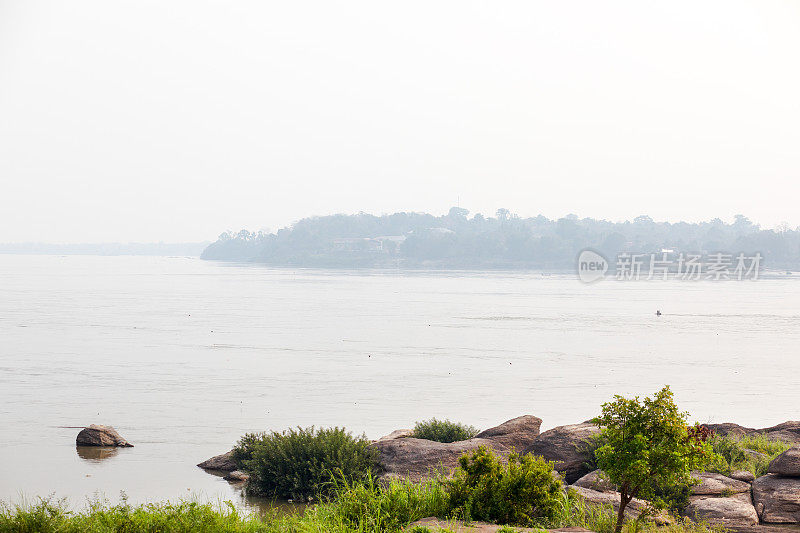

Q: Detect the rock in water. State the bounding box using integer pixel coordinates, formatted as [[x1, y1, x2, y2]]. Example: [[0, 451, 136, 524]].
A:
[[522, 422, 600, 483], [768, 446, 800, 477], [685, 493, 759, 526], [197, 450, 237, 472], [75, 425, 133, 447], [752, 474, 800, 523], [223, 470, 250, 482]]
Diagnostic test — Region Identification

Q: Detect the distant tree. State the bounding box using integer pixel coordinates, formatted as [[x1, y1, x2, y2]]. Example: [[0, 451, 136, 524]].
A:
[[496, 208, 510, 221], [593, 386, 714, 533], [449, 206, 470, 218]]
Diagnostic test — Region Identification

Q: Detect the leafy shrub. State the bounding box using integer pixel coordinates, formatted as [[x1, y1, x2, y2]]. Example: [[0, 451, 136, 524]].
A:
[[446, 446, 562, 526], [706, 432, 793, 477], [593, 386, 714, 533], [232, 426, 379, 501], [413, 418, 480, 443]]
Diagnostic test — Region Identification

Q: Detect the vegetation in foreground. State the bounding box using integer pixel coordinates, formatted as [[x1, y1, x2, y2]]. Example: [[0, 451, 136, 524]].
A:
[[230, 426, 379, 501], [412, 418, 480, 443], [707, 432, 793, 478], [0, 478, 722, 533], [593, 386, 715, 533]]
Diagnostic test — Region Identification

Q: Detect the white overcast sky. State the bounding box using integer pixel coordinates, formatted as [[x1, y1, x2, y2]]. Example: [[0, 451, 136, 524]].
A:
[[1, 1, 798, 243]]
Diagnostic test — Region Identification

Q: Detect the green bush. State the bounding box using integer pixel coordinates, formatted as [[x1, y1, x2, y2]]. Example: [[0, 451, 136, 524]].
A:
[[232, 426, 379, 501], [706, 432, 793, 477], [413, 418, 479, 443], [446, 446, 562, 526]]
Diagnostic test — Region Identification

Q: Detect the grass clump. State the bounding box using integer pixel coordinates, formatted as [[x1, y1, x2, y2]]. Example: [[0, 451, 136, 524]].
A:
[[446, 446, 562, 526], [412, 418, 479, 443], [231, 426, 379, 501], [706, 432, 793, 477]]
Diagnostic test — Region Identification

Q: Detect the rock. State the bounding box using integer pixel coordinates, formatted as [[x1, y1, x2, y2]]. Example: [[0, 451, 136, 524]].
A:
[[691, 472, 750, 495], [752, 474, 800, 523], [197, 450, 237, 472], [703, 423, 759, 439], [223, 470, 250, 482], [762, 422, 800, 444], [768, 446, 800, 477], [372, 415, 541, 482], [377, 429, 414, 441], [684, 493, 758, 526], [473, 415, 542, 450], [75, 425, 133, 447], [573, 469, 616, 492], [523, 422, 600, 483], [570, 486, 669, 524], [730, 470, 756, 483]]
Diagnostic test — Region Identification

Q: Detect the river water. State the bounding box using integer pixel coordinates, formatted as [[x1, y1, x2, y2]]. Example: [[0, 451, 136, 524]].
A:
[[0, 255, 798, 510]]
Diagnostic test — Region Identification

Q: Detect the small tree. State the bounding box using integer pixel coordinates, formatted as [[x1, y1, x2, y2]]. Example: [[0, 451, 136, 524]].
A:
[[593, 386, 713, 533]]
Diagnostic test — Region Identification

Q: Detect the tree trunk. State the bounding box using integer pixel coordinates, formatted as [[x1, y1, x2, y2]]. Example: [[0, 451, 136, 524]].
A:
[[614, 486, 630, 533]]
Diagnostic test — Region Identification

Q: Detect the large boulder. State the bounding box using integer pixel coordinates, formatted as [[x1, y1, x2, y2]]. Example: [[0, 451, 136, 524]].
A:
[[703, 423, 758, 439], [75, 425, 133, 447], [372, 415, 542, 482], [684, 493, 758, 526], [761, 422, 800, 444], [573, 469, 616, 492], [472, 415, 542, 450], [691, 472, 751, 495], [197, 450, 237, 472], [523, 422, 600, 483], [752, 474, 800, 523], [768, 446, 800, 477]]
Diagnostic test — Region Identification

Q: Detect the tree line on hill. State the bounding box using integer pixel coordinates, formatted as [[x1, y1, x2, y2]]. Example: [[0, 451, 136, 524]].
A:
[[200, 208, 800, 270]]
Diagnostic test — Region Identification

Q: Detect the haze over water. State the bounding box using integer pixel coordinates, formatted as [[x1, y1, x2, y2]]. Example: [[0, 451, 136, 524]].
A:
[[1, 254, 798, 508]]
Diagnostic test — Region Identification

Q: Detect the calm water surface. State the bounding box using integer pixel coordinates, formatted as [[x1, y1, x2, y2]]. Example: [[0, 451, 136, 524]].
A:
[[1, 255, 798, 509]]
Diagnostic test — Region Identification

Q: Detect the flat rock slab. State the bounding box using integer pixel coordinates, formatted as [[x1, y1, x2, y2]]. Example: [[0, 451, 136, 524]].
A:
[[685, 493, 758, 526], [730, 470, 757, 483], [523, 422, 600, 483], [691, 472, 751, 495], [197, 450, 237, 472], [769, 447, 800, 477], [406, 518, 594, 532], [753, 474, 800, 523], [75, 425, 133, 447]]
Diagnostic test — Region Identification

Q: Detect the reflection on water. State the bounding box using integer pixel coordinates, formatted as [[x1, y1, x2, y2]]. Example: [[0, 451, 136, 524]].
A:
[[76, 446, 120, 462]]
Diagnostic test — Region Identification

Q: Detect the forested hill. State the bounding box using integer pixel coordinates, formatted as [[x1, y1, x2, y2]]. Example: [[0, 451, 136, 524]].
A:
[[200, 209, 800, 269]]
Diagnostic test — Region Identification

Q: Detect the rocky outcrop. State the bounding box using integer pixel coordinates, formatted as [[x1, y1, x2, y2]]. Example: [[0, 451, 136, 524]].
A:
[[197, 450, 237, 472], [685, 493, 758, 526], [406, 517, 594, 532], [573, 469, 616, 492], [372, 415, 542, 482], [75, 425, 133, 447], [702, 421, 800, 444], [761, 422, 800, 444], [752, 474, 800, 523], [377, 429, 414, 441], [523, 422, 600, 483], [472, 415, 542, 450], [690, 472, 750, 496], [768, 446, 800, 477]]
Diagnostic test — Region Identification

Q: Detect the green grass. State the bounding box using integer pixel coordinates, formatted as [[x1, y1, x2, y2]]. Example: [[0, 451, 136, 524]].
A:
[[0, 481, 724, 533], [707, 433, 793, 477], [412, 419, 480, 443]]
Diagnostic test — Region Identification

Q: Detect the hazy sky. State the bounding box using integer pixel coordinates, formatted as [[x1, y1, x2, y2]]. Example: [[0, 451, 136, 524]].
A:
[[1, 1, 798, 243]]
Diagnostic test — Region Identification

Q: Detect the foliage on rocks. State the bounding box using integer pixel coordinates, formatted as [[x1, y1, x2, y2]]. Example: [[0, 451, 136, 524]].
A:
[[413, 418, 480, 443]]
